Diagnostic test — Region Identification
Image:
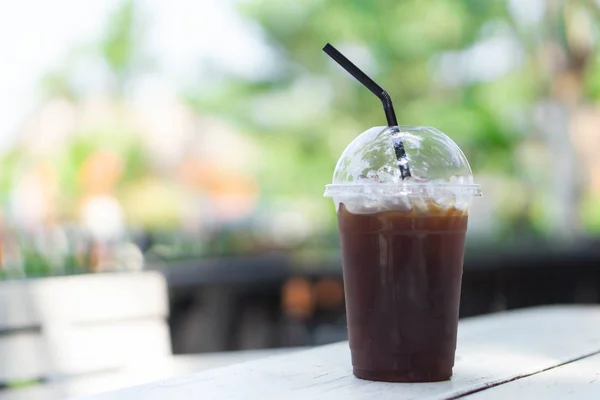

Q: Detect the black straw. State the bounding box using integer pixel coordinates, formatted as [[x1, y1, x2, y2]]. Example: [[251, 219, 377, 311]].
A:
[[323, 43, 411, 179], [323, 43, 397, 126]]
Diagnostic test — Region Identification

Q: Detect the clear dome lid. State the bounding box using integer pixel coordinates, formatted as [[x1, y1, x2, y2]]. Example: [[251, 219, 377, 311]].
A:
[[324, 126, 481, 213]]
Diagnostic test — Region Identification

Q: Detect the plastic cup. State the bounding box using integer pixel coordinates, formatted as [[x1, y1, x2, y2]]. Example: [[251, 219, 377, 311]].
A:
[[324, 126, 481, 382]]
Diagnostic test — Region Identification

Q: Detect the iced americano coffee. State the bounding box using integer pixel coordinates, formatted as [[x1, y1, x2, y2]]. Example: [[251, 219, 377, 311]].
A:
[[325, 126, 481, 382]]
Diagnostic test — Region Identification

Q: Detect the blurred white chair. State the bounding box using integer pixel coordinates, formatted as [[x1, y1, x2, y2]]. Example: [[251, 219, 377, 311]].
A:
[[0, 272, 171, 383]]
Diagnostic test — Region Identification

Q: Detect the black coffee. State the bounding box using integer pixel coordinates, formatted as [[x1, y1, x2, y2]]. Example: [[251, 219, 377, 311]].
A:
[[338, 203, 468, 382]]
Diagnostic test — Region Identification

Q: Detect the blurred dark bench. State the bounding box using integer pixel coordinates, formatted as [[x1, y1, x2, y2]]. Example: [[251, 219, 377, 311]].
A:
[[148, 238, 600, 353]]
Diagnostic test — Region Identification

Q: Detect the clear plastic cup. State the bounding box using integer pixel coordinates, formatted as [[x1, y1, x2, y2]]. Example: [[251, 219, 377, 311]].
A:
[[324, 126, 481, 382]]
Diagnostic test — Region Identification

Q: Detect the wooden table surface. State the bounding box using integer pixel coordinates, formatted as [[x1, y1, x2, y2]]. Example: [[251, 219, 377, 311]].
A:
[[0, 348, 304, 400], [73, 305, 600, 400]]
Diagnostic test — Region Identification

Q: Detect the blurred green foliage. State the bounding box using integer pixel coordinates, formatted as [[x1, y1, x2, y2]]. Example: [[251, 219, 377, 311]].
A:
[[191, 0, 522, 173], [2, 0, 600, 266], [100, 0, 149, 93], [186, 0, 600, 239]]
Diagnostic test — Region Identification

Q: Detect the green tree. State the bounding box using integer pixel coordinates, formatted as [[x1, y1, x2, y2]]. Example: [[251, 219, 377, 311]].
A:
[[101, 0, 148, 95], [39, 0, 149, 100], [185, 0, 519, 233], [186, 0, 600, 240]]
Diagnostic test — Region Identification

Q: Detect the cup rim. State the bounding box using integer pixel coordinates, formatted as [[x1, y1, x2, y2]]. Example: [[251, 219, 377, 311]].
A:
[[323, 183, 482, 198]]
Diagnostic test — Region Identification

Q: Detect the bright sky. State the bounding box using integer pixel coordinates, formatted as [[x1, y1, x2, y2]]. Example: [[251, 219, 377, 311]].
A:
[[0, 0, 272, 153]]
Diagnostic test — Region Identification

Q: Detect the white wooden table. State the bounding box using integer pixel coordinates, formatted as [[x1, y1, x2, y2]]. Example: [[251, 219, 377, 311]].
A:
[[0, 348, 305, 400], [73, 305, 600, 400]]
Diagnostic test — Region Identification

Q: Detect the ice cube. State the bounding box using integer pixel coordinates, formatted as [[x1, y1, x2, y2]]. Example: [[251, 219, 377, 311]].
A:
[[454, 195, 470, 211], [357, 174, 374, 183], [402, 176, 430, 185], [383, 195, 412, 212], [377, 170, 398, 183], [344, 203, 363, 214], [366, 170, 379, 180], [432, 188, 456, 209], [345, 197, 381, 214], [412, 196, 429, 213], [374, 166, 397, 183]]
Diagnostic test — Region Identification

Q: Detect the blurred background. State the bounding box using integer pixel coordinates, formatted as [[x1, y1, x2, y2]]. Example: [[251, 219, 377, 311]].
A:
[[1, 0, 600, 391]]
